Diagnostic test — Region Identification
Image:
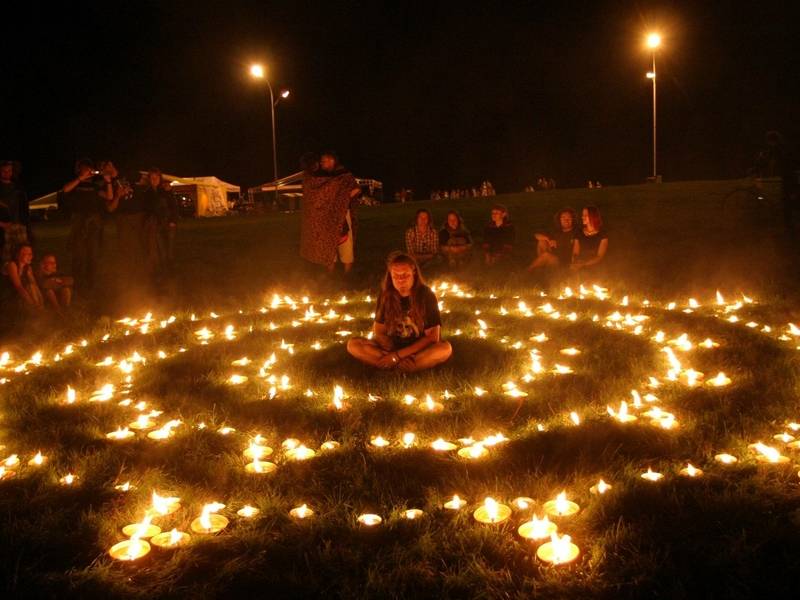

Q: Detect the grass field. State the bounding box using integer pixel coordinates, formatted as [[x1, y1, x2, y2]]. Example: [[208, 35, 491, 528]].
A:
[[2, 179, 800, 599]]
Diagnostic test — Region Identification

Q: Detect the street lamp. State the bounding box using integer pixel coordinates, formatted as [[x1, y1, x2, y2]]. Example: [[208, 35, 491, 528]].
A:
[[645, 33, 661, 181], [250, 63, 289, 208]]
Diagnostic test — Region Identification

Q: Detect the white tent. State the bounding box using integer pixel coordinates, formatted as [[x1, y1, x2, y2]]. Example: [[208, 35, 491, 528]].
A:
[[29, 191, 59, 213], [165, 175, 239, 217]]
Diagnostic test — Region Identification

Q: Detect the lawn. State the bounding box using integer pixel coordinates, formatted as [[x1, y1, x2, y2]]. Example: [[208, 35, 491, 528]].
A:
[[1, 179, 800, 599]]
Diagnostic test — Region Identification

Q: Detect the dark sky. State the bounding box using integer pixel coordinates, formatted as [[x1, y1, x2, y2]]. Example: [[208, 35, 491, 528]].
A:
[[3, 1, 798, 197]]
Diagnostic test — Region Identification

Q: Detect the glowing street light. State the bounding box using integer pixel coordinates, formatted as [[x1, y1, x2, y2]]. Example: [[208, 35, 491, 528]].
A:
[[644, 32, 662, 182], [249, 63, 290, 208]]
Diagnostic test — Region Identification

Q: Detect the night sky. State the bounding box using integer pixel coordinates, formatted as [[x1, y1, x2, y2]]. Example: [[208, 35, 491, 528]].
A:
[[3, 1, 798, 198]]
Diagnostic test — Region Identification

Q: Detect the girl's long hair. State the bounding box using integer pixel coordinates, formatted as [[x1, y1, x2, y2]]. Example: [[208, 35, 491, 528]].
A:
[[443, 210, 466, 231], [583, 205, 603, 231], [379, 252, 427, 333]]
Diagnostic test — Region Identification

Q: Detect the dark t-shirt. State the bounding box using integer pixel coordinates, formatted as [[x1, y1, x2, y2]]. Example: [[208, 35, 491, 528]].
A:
[[576, 227, 608, 260], [548, 227, 576, 265], [439, 226, 472, 247], [0, 182, 28, 224], [483, 223, 515, 252], [63, 179, 104, 216], [375, 285, 442, 348]]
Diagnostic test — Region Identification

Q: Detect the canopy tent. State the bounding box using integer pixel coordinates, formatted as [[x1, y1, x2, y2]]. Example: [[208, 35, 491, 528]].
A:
[[163, 175, 239, 217], [29, 191, 59, 213], [247, 172, 383, 210]]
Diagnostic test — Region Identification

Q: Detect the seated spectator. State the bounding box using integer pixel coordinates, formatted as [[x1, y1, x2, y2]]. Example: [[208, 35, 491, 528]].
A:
[[439, 210, 472, 266], [36, 253, 73, 312], [529, 208, 577, 271], [571, 206, 608, 271], [405, 209, 439, 265], [482, 204, 515, 265], [346, 251, 452, 372], [4, 243, 43, 311]]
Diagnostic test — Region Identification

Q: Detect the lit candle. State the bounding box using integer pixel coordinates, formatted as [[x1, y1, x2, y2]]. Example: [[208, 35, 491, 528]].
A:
[[65, 386, 77, 404], [679, 463, 703, 477], [357, 513, 382, 526], [444, 495, 467, 510], [560, 347, 581, 356], [370, 436, 391, 448], [607, 401, 637, 423], [59, 473, 77, 486], [237, 505, 260, 518], [431, 439, 457, 452], [511, 497, 535, 511], [458, 444, 488, 459], [518, 514, 557, 540], [191, 502, 228, 534], [320, 441, 341, 451], [543, 491, 580, 517], [590, 479, 612, 495], [123, 513, 161, 539], [420, 394, 444, 412], [537, 532, 580, 565], [749, 442, 789, 464], [228, 374, 248, 385], [641, 467, 664, 482], [403, 509, 424, 520], [245, 459, 277, 474], [714, 453, 738, 465], [150, 491, 181, 516], [244, 441, 273, 460], [0, 466, 17, 480], [107, 427, 135, 440], [28, 451, 47, 467], [707, 372, 731, 387], [401, 432, 416, 448], [473, 497, 512, 524], [108, 535, 150, 561], [290, 504, 314, 520], [331, 385, 348, 410], [150, 528, 190, 548], [286, 445, 316, 461]]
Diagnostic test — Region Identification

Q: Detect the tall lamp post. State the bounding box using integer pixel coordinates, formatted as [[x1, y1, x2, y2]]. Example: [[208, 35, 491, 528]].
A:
[[645, 33, 661, 181], [250, 64, 290, 208]]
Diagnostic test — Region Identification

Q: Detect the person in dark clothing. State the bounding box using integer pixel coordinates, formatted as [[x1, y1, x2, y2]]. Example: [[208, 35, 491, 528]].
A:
[[61, 159, 110, 292], [529, 207, 577, 271], [482, 204, 515, 265], [138, 168, 178, 281], [439, 210, 472, 266], [347, 251, 452, 372], [0, 161, 30, 263], [571, 206, 608, 271], [755, 131, 799, 235]]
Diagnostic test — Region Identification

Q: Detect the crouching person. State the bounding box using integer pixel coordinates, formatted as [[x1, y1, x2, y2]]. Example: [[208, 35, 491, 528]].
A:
[[347, 251, 452, 372]]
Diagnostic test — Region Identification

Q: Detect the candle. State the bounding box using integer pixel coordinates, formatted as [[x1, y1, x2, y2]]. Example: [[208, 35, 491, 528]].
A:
[[473, 497, 512, 524], [774, 432, 795, 444], [511, 497, 535, 511], [237, 505, 260, 518], [0, 466, 16, 480], [59, 473, 77, 486], [320, 441, 340, 451], [331, 385, 348, 410], [679, 463, 703, 477], [474, 387, 487, 397], [749, 442, 789, 464], [115, 481, 134, 492], [150, 528, 190, 549], [401, 432, 416, 448], [607, 401, 637, 423], [191, 503, 228, 534], [707, 372, 731, 387], [431, 439, 457, 452], [714, 453, 738, 465], [641, 468, 664, 482], [357, 513, 382, 526], [245, 460, 277, 474], [370, 436, 391, 448], [150, 491, 181, 516], [420, 394, 444, 412], [107, 427, 135, 441], [543, 492, 580, 517], [228, 374, 247, 385], [123, 514, 161, 539], [244, 441, 273, 460], [65, 386, 77, 404], [458, 444, 488, 459], [3, 454, 20, 468], [290, 504, 314, 520], [444, 495, 467, 510], [147, 420, 182, 441], [286, 445, 316, 461], [536, 533, 580, 565], [570, 412, 581, 426], [28, 451, 47, 467], [403, 509, 424, 520], [590, 479, 612, 495], [553, 364, 574, 375], [560, 347, 581, 356], [129, 413, 157, 430], [518, 514, 558, 540], [109, 536, 151, 561]]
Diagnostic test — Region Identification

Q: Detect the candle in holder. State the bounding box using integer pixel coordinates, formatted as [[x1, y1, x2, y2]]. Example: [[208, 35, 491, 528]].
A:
[[679, 463, 704, 477], [191, 503, 228, 534], [245, 459, 277, 474], [244, 441, 273, 460], [543, 491, 580, 517], [65, 385, 77, 404], [420, 394, 444, 413], [357, 513, 382, 526], [129, 413, 157, 431], [3, 454, 20, 468], [707, 372, 731, 387], [641, 467, 664, 482], [590, 479, 612, 495], [109, 535, 151, 561], [518, 514, 557, 540], [107, 427, 135, 441], [511, 497, 535, 511], [150, 528, 190, 549], [150, 491, 181, 516], [403, 509, 424, 520], [28, 451, 47, 467], [714, 453, 738, 465], [320, 441, 340, 451], [607, 401, 637, 423], [0, 466, 16, 480], [444, 495, 467, 510], [749, 442, 789, 464], [473, 497, 512, 524], [286, 445, 316, 461], [237, 505, 260, 518], [290, 504, 314, 520], [123, 514, 161, 538], [536, 533, 580, 565], [370, 436, 391, 448], [59, 473, 77, 486], [401, 432, 416, 448], [458, 444, 488, 459], [431, 439, 457, 452]]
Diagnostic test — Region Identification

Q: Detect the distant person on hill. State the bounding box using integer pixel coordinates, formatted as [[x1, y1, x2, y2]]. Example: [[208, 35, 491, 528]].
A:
[[571, 206, 608, 272], [439, 210, 472, 266], [347, 251, 452, 372], [62, 159, 109, 293], [482, 204, 515, 265], [300, 151, 361, 274], [405, 208, 439, 265], [4, 243, 43, 311], [528, 207, 577, 272], [36, 253, 73, 313], [0, 161, 30, 260]]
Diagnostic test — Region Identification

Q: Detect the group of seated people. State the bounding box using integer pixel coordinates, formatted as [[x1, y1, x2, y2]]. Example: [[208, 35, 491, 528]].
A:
[[404, 204, 608, 272], [3, 243, 72, 314]]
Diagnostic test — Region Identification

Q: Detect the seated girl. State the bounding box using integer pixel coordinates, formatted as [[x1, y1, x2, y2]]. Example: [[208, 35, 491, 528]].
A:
[[439, 210, 472, 266], [347, 252, 452, 372], [36, 253, 73, 312], [4, 243, 44, 311], [482, 204, 515, 265], [405, 209, 439, 265], [571, 205, 608, 271]]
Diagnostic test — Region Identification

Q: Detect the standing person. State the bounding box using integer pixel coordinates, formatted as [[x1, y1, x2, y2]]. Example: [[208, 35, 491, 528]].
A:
[[755, 131, 799, 235], [139, 168, 178, 284], [405, 209, 439, 265], [300, 151, 361, 274], [4, 243, 44, 311], [528, 207, 577, 272], [0, 161, 29, 260], [439, 210, 472, 266], [62, 159, 109, 293], [482, 204, 515, 265], [347, 251, 452, 372], [571, 206, 609, 272]]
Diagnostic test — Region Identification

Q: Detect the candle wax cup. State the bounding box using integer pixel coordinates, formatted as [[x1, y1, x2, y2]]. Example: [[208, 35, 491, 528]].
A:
[[244, 446, 273, 459], [109, 539, 151, 560], [191, 514, 229, 534], [245, 461, 277, 474], [536, 540, 580, 564], [473, 503, 512, 524], [150, 531, 190, 548], [404, 509, 424, 520], [518, 518, 558, 540], [122, 523, 161, 538], [511, 497, 535, 511], [543, 500, 580, 517]]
